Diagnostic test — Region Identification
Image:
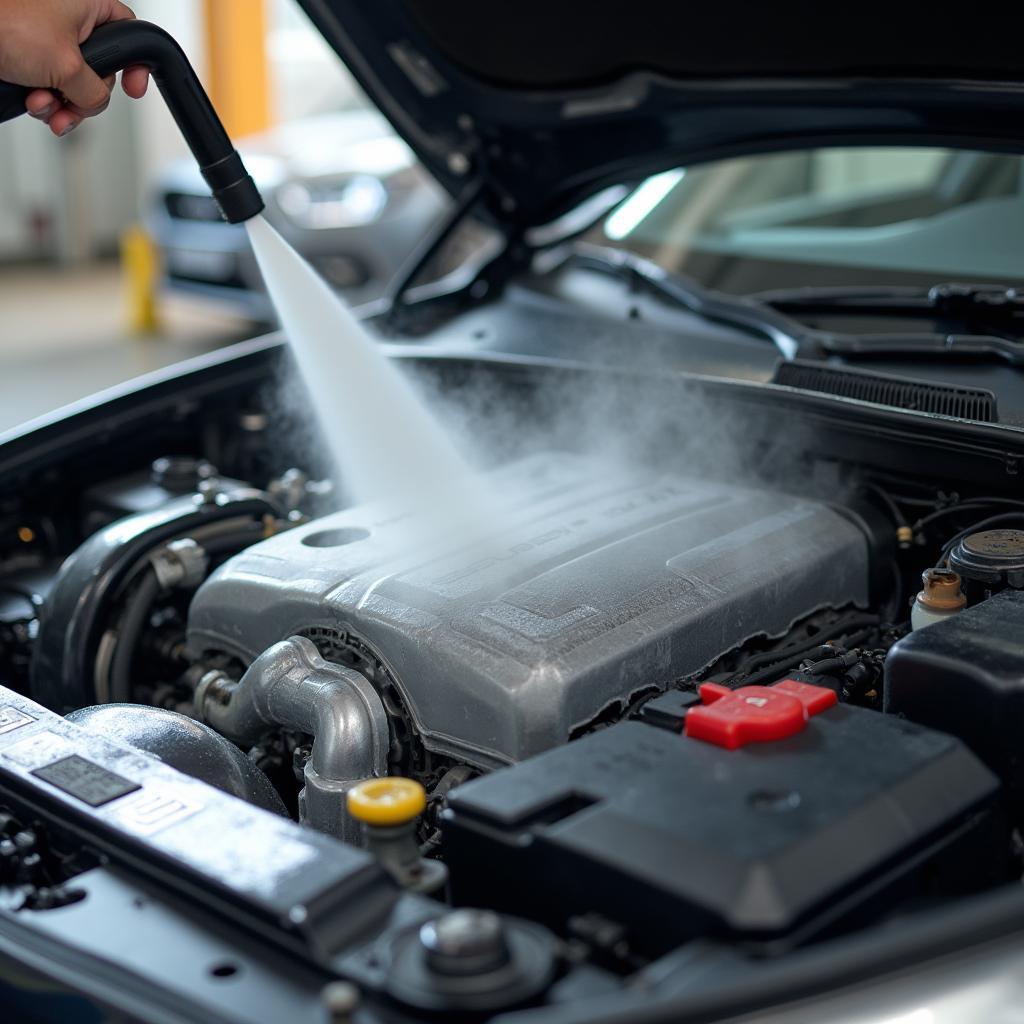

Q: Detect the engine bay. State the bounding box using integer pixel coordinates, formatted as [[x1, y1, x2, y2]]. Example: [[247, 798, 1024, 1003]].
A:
[[2, 353, 1024, 1022]]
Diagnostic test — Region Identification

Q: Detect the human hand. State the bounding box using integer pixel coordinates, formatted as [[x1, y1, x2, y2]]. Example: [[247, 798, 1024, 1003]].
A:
[[0, 0, 150, 136]]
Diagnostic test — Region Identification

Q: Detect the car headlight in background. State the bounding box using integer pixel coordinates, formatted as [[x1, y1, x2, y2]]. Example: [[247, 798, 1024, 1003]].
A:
[[163, 192, 225, 222], [277, 175, 390, 230]]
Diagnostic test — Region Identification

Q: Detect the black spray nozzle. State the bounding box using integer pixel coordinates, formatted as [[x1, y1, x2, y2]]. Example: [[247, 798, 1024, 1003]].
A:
[[0, 20, 264, 224]]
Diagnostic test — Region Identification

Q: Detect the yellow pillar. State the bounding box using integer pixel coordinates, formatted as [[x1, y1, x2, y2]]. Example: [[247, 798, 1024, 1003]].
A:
[[202, 0, 274, 140], [121, 223, 161, 336]]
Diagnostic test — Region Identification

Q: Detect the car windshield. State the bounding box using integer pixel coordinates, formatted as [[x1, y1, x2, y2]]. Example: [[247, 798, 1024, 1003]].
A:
[[592, 146, 1023, 294]]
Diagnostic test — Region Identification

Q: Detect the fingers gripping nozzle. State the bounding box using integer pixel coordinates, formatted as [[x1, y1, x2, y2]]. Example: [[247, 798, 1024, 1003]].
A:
[[0, 21, 264, 224]]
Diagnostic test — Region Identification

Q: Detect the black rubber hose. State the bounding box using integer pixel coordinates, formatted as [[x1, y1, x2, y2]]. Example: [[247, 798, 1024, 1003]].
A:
[[104, 523, 266, 704], [914, 498, 1024, 532], [734, 613, 878, 676], [108, 568, 161, 704], [737, 627, 876, 687], [0, 21, 263, 223], [799, 652, 860, 676], [862, 483, 907, 528]]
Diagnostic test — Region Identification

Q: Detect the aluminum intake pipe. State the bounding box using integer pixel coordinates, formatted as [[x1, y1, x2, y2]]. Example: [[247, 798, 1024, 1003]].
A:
[[196, 636, 389, 842]]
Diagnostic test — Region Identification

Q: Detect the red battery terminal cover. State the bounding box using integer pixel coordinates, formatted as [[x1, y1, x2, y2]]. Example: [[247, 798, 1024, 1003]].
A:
[[684, 679, 838, 750]]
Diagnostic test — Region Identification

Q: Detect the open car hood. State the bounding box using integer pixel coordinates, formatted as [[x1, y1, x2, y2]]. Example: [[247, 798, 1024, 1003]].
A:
[[298, 1, 1024, 231]]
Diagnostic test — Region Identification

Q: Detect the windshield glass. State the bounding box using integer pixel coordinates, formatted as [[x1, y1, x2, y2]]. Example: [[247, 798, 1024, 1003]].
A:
[[593, 146, 1023, 293]]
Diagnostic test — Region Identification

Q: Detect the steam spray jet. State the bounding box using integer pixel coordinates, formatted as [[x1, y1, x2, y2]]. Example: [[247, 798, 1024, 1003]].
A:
[[0, 20, 264, 225], [0, 18, 488, 546]]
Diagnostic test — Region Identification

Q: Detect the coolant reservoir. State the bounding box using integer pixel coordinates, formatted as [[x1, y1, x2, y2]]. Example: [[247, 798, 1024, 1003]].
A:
[[949, 528, 1024, 603], [911, 568, 966, 630]]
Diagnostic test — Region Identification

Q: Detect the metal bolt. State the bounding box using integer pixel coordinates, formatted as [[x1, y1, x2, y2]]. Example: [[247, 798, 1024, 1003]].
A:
[[268, 467, 309, 511], [195, 478, 220, 505], [239, 412, 269, 432], [151, 456, 215, 492], [150, 537, 208, 590], [420, 909, 510, 976], [447, 151, 471, 175], [194, 669, 233, 711], [321, 980, 360, 1022]]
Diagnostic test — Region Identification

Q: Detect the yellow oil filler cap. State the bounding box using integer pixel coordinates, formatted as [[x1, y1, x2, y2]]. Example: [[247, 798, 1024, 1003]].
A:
[[347, 777, 426, 827]]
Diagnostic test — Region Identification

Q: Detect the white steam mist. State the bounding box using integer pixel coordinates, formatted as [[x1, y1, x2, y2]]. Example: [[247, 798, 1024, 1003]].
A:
[[246, 215, 500, 547], [250, 212, 819, 549]]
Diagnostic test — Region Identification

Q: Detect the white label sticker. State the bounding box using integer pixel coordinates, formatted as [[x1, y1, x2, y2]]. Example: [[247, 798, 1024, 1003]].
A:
[[3, 730, 73, 767], [0, 706, 35, 736], [105, 783, 202, 836]]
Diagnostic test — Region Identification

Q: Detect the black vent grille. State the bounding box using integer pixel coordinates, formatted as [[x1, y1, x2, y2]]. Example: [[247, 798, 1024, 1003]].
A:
[[773, 361, 997, 422]]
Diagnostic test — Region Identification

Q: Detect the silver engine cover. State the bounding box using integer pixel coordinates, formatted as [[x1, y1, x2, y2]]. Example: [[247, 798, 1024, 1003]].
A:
[[187, 454, 870, 767]]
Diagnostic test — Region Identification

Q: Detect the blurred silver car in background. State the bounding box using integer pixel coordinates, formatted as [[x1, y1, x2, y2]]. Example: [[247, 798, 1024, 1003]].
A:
[[147, 108, 448, 319]]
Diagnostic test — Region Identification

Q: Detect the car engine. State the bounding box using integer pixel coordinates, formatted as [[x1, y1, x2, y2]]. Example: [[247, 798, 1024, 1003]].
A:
[[187, 452, 871, 772], [2, 400, 1023, 1022]]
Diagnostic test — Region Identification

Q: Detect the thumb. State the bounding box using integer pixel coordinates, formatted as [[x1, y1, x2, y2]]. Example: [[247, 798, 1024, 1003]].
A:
[[55, 52, 112, 116]]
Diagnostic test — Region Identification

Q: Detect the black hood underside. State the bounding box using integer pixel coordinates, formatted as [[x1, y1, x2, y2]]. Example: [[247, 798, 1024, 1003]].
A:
[[301, 2, 1024, 229], [401, 5, 1024, 88]]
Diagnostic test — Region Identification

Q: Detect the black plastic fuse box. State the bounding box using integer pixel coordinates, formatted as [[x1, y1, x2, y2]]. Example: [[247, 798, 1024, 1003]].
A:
[[886, 588, 1024, 801], [443, 708, 999, 955]]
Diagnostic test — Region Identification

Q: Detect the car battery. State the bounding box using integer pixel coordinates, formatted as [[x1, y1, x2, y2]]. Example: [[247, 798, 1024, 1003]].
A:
[[443, 682, 1001, 956]]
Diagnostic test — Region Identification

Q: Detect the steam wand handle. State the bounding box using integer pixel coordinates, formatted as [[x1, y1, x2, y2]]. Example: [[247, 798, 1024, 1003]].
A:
[[0, 20, 264, 224]]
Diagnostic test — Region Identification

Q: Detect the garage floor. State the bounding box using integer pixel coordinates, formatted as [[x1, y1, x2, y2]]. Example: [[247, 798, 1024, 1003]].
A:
[[0, 261, 255, 434]]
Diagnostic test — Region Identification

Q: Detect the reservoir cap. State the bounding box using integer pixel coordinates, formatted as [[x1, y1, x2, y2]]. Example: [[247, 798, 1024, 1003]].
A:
[[348, 777, 426, 826], [950, 528, 1024, 588]]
